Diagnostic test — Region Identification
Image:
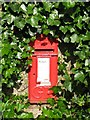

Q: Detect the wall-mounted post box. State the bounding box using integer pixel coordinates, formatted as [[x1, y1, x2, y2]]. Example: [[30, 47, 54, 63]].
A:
[[28, 34, 58, 103]]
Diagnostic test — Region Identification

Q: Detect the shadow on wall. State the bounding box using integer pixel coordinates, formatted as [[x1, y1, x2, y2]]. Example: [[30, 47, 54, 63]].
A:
[[58, 42, 78, 100], [58, 42, 90, 100], [2, 83, 13, 96], [58, 42, 77, 64], [58, 42, 77, 79], [2, 71, 28, 96]]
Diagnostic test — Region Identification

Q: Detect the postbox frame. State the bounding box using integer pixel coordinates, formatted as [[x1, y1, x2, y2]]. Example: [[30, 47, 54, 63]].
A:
[[28, 34, 58, 103]]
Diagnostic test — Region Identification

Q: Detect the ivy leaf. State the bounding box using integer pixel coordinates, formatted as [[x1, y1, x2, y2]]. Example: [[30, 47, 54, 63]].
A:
[[42, 108, 53, 117], [50, 9, 58, 19], [21, 51, 28, 58], [27, 4, 34, 14], [65, 50, 70, 57], [59, 63, 67, 71], [76, 16, 83, 29], [7, 15, 15, 24], [26, 17, 31, 24], [43, 29, 50, 35], [70, 34, 78, 43], [14, 17, 26, 29], [47, 18, 60, 26], [87, 30, 90, 40], [27, 59, 32, 65], [47, 98, 55, 106], [85, 31, 90, 41], [3, 14, 15, 24], [74, 51, 86, 60], [59, 26, 68, 34], [64, 81, 72, 92], [2, 44, 10, 56], [33, 7, 38, 15], [42, 24, 48, 29], [19, 4, 27, 13], [43, 2, 52, 12], [47, 17, 54, 26], [35, 13, 42, 21], [63, 73, 71, 81], [17, 103, 25, 112], [79, 51, 86, 60], [64, 37, 70, 43], [24, 38, 30, 44], [57, 98, 66, 110], [30, 16, 39, 27], [74, 72, 85, 82], [82, 15, 89, 23], [50, 86, 61, 94], [9, 3, 20, 12], [85, 59, 90, 66], [5, 68, 14, 78], [54, 20, 60, 26], [30, 36, 36, 41], [69, 27, 75, 33], [54, 2, 59, 8]]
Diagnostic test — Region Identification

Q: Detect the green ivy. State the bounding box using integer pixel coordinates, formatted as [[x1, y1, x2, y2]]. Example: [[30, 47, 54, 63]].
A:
[[2, 94, 33, 118], [1, 1, 90, 119]]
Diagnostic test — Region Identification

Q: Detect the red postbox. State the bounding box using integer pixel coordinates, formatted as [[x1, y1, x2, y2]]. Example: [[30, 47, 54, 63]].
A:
[[28, 34, 58, 103]]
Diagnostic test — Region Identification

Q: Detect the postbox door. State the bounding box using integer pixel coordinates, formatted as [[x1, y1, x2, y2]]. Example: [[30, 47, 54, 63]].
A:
[[29, 55, 58, 103]]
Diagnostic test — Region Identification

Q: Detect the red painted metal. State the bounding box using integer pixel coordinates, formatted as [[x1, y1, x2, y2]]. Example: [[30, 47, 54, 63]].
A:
[[28, 34, 58, 103]]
